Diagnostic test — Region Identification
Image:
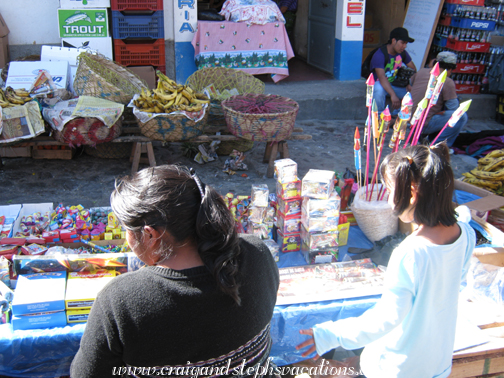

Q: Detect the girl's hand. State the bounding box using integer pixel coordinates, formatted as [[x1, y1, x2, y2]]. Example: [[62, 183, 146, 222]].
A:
[[296, 329, 320, 359]]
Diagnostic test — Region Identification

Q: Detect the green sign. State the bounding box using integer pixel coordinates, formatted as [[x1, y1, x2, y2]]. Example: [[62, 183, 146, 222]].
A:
[[57, 9, 108, 38]]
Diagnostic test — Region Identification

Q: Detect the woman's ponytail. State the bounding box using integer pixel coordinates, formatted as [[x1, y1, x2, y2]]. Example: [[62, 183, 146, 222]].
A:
[[195, 185, 242, 305]]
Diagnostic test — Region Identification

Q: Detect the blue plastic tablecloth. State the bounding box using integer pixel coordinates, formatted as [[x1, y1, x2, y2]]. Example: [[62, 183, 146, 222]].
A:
[[0, 227, 378, 377]]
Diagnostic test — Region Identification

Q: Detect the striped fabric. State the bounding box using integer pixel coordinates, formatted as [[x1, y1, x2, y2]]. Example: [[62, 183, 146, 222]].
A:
[[126, 323, 275, 378]]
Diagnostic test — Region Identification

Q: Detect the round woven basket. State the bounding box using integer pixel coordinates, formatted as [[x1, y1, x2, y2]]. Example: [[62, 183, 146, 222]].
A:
[[53, 118, 123, 147], [84, 142, 133, 159], [351, 184, 398, 242], [221, 94, 299, 142], [138, 109, 209, 142], [185, 67, 265, 128], [73, 52, 147, 104]]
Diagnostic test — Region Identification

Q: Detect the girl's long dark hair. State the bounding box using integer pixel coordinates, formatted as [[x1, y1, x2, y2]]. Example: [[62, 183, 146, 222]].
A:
[[380, 142, 457, 227], [110, 165, 242, 305]]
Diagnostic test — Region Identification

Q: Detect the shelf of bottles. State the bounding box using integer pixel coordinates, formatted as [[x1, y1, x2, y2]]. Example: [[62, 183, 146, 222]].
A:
[[432, 0, 496, 94]]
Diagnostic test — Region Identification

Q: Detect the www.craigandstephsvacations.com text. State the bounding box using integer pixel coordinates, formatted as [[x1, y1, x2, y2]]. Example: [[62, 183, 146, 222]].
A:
[[111, 359, 363, 377]]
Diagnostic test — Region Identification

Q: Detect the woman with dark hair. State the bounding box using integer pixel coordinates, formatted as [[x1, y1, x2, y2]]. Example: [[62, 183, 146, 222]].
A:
[[71, 165, 279, 377], [297, 144, 475, 378]]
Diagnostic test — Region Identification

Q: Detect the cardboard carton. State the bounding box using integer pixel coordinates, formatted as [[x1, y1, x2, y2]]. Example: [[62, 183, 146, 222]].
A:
[[6, 61, 70, 91], [65, 270, 116, 310], [57, 9, 109, 38], [12, 271, 67, 316], [12, 310, 67, 331], [66, 308, 90, 323], [0, 13, 9, 69], [454, 180, 504, 221], [128, 66, 156, 90], [60, 0, 111, 8]]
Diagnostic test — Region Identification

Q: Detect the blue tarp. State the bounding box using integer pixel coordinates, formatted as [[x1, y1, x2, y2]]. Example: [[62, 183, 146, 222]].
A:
[[0, 227, 377, 377]]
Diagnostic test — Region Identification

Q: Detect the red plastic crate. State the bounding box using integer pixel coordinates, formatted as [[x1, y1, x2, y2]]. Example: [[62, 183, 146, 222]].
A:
[[453, 63, 485, 74], [455, 84, 480, 94], [439, 16, 452, 26], [111, 0, 163, 11], [113, 39, 165, 67], [445, 39, 490, 52], [445, 0, 484, 5]]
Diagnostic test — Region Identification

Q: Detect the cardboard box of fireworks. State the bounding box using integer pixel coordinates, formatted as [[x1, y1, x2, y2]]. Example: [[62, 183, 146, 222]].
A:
[[10, 247, 143, 329]]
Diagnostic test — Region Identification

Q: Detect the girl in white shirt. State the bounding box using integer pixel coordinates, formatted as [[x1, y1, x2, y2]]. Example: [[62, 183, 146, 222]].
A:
[[296, 143, 475, 378]]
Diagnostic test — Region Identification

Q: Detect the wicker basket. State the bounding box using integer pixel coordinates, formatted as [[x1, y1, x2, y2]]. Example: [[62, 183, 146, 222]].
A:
[[53, 118, 123, 147], [222, 94, 299, 142], [73, 52, 147, 104], [84, 142, 133, 159], [138, 109, 209, 142], [351, 184, 398, 242], [185, 67, 265, 128]]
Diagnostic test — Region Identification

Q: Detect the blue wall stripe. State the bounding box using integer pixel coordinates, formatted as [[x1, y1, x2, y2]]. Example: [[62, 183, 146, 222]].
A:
[[333, 39, 363, 81], [175, 41, 197, 84]]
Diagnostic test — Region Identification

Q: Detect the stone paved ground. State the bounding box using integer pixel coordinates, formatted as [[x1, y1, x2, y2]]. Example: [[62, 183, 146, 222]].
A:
[[0, 117, 502, 208]]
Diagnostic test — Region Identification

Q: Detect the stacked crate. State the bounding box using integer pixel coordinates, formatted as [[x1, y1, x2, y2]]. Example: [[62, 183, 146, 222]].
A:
[[111, 0, 166, 74], [58, 0, 113, 59], [432, 0, 495, 94]]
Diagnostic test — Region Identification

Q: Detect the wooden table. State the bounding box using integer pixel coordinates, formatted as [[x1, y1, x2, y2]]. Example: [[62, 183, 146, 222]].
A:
[[191, 21, 295, 83], [114, 124, 311, 176]]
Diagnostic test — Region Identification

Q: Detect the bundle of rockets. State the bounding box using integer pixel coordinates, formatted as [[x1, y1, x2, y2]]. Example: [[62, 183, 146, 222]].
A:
[[355, 62, 472, 202]]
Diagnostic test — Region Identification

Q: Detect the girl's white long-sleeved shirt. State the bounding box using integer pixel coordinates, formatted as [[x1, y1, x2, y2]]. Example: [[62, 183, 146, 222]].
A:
[[313, 214, 475, 378]]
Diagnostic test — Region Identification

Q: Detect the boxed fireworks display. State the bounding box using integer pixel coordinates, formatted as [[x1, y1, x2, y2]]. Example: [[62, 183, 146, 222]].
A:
[[247, 185, 274, 239], [65, 269, 116, 310], [11, 271, 68, 330], [300, 169, 340, 264], [274, 159, 302, 252], [301, 169, 335, 200]]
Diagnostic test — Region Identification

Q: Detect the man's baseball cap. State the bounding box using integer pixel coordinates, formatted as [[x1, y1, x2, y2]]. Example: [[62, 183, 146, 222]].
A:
[[390, 27, 415, 43], [436, 51, 457, 64]]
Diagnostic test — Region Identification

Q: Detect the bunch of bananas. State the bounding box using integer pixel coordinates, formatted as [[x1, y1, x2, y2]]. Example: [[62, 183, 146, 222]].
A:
[[462, 149, 504, 195], [0, 86, 32, 108], [133, 71, 210, 113]]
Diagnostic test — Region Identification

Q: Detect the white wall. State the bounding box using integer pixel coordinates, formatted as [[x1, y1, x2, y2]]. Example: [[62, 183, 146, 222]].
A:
[[0, 0, 61, 45]]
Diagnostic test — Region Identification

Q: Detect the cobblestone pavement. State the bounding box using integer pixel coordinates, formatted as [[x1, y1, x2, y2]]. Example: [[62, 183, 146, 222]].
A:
[[0, 117, 502, 208]]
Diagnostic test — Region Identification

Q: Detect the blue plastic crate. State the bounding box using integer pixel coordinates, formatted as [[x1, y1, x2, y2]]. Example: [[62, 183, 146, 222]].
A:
[[112, 11, 164, 39], [443, 3, 458, 16], [451, 17, 496, 31]]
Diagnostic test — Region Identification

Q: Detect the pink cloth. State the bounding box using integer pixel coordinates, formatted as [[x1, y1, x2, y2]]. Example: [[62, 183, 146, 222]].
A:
[[192, 21, 294, 83], [220, 0, 285, 25]]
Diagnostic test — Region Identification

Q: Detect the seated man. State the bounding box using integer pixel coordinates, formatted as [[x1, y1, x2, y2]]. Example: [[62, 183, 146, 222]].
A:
[[370, 27, 417, 114], [410, 51, 468, 149]]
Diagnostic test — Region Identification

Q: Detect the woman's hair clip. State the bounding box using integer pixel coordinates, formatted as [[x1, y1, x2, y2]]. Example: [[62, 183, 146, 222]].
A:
[[189, 168, 206, 201], [404, 156, 413, 165]]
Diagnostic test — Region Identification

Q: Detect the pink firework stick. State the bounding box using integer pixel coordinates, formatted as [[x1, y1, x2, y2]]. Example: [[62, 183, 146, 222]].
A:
[[430, 100, 472, 146], [405, 98, 428, 148], [413, 70, 448, 145]]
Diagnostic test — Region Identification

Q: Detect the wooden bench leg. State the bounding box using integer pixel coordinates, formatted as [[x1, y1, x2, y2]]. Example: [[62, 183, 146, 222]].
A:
[[279, 141, 289, 159], [146, 142, 156, 168], [266, 142, 279, 178], [131, 142, 142, 175], [263, 142, 273, 163]]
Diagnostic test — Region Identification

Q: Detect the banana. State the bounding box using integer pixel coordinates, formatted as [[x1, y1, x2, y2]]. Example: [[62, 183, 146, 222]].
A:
[[0, 100, 11, 108], [478, 150, 504, 165], [163, 100, 175, 109], [174, 92, 183, 106], [470, 168, 504, 181], [14, 88, 30, 97], [5, 92, 25, 105], [482, 156, 504, 172], [462, 177, 501, 190], [192, 98, 211, 104], [153, 89, 177, 102], [181, 89, 193, 102], [186, 104, 203, 112]]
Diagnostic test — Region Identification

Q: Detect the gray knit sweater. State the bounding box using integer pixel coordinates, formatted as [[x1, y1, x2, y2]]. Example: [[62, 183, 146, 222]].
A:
[[70, 235, 279, 377]]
